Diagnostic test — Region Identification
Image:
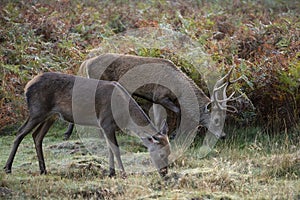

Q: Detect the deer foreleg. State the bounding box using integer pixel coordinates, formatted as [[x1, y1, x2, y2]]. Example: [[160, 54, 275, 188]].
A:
[[107, 148, 115, 177], [105, 134, 125, 178]]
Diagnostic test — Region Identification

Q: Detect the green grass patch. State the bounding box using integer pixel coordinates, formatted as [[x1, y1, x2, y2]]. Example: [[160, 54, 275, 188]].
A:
[[0, 125, 299, 199]]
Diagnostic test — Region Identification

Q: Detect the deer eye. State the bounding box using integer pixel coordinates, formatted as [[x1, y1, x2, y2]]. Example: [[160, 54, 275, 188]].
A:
[[153, 135, 160, 142], [204, 103, 211, 113]]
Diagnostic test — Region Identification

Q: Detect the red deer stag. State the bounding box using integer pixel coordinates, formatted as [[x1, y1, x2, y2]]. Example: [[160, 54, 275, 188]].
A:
[[64, 53, 241, 140]]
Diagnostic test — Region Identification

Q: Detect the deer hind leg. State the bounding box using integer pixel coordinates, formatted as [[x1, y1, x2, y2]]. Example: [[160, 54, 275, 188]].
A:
[[32, 116, 56, 174], [107, 147, 115, 177], [105, 134, 125, 177], [158, 97, 181, 137], [4, 116, 45, 173], [63, 123, 74, 140]]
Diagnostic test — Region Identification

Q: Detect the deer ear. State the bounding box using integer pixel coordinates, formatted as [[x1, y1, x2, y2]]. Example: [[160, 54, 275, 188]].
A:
[[159, 119, 168, 135]]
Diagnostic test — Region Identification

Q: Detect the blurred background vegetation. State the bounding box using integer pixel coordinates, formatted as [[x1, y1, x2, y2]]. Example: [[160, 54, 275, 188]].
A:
[[0, 0, 299, 135]]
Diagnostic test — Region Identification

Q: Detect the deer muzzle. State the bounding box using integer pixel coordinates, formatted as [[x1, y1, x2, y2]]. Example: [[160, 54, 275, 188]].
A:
[[159, 166, 168, 177]]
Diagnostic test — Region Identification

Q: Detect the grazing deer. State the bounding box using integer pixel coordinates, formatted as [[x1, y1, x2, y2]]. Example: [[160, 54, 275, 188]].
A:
[[4, 72, 170, 177], [64, 53, 241, 140]]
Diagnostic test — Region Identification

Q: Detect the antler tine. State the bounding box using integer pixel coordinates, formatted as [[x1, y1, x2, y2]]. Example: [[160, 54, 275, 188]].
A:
[[212, 81, 228, 103], [210, 65, 245, 113], [212, 72, 230, 111], [213, 93, 227, 111], [222, 91, 235, 102], [212, 65, 235, 94], [213, 90, 239, 113], [229, 93, 244, 101], [213, 84, 228, 111], [226, 105, 238, 113], [213, 82, 227, 92], [211, 65, 245, 112], [229, 75, 243, 85], [214, 66, 234, 87], [217, 93, 244, 103], [222, 82, 230, 102], [226, 65, 235, 82]]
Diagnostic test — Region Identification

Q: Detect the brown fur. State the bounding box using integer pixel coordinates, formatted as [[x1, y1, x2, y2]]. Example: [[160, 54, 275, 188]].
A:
[[64, 53, 212, 140], [4, 72, 170, 177]]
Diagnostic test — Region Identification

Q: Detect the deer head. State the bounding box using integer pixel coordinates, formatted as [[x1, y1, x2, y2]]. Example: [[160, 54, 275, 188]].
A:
[[203, 66, 243, 139], [141, 120, 170, 176]]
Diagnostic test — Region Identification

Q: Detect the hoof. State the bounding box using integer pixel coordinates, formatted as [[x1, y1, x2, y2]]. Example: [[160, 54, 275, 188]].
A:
[[120, 171, 127, 179], [108, 173, 116, 178], [4, 166, 11, 174], [63, 134, 70, 141], [108, 168, 116, 178], [159, 167, 168, 177]]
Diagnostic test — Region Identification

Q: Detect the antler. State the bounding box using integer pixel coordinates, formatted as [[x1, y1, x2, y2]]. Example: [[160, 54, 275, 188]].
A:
[[211, 66, 243, 113]]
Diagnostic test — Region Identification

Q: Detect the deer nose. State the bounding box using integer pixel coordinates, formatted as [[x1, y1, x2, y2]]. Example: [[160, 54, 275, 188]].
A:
[[219, 131, 226, 139], [219, 135, 226, 140], [159, 167, 168, 177]]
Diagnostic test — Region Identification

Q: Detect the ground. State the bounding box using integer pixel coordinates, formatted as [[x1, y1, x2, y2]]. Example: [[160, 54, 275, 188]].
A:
[[0, 123, 299, 199]]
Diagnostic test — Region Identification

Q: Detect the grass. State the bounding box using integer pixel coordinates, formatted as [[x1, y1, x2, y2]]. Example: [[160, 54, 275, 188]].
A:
[[0, 124, 299, 199]]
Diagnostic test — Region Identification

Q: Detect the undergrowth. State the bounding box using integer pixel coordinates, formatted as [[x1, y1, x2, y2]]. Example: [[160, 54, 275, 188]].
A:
[[0, 0, 299, 134]]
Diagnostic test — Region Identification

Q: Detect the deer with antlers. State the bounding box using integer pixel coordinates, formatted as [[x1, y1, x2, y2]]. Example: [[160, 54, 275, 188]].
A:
[[64, 53, 242, 140]]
